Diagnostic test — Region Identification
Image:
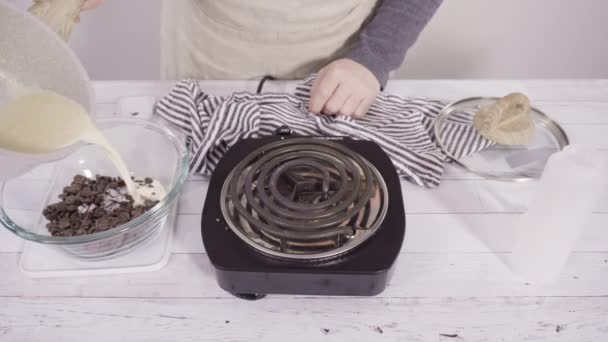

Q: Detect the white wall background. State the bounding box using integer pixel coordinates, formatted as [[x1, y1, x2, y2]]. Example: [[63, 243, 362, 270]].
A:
[[8, 0, 608, 80]]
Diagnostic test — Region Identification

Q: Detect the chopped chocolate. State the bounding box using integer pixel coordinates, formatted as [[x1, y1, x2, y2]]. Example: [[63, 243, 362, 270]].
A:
[[144, 199, 156, 208], [118, 211, 131, 224], [43, 207, 54, 220], [58, 217, 71, 229], [131, 207, 145, 219], [80, 186, 96, 197], [96, 183, 106, 193], [69, 213, 80, 223], [94, 216, 111, 231], [43, 174, 160, 237], [64, 185, 79, 194], [81, 217, 93, 229], [74, 175, 88, 184], [71, 184, 83, 193], [94, 194, 105, 206], [93, 207, 106, 218], [109, 216, 121, 228], [65, 195, 78, 205]]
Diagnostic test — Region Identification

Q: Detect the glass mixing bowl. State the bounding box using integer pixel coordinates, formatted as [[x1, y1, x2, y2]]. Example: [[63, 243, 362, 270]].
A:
[[0, 117, 189, 259]]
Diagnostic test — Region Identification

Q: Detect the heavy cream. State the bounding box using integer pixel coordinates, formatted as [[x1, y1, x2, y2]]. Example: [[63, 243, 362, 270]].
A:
[[0, 88, 149, 205]]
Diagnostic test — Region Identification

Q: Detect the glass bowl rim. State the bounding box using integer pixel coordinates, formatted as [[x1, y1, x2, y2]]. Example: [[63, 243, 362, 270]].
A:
[[0, 117, 190, 245]]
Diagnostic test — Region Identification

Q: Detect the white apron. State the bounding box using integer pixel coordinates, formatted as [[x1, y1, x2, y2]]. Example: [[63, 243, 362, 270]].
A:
[[160, 0, 379, 80]]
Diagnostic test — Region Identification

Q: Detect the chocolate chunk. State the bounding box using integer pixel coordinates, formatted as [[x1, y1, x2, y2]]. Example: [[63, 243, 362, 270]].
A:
[[70, 213, 80, 223], [110, 216, 121, 228], [71, 184, 82, 193], [65, 195, 78, 205], [94, 207, 106, 218], [81, 218, 92, 229], [94, 216, 111, 231], [97, 183, 107, 193], [94, 194, 105, 206], [80, 187, 96, 197], [66, 205, 78, 212], [131, 207, 145, 219], [43, 207, 55, 220], [74, 175, 88, 184], [58, 217, 71, 229], [82, 196, 94, 205], [144, 177, 153, 184], [64, 185, 79, 194], [144, 199, 156, 208], [118, 211, 131, 224]]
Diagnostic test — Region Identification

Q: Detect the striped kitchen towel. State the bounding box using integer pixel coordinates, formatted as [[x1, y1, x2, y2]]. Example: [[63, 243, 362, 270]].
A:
[[155, 76, 492, 188]]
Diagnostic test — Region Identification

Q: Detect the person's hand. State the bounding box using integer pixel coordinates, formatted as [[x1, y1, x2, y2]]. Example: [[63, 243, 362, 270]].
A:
[[29, 0, 103, 40], [82, 0, 104, 11], [309, 58, 380, 119]]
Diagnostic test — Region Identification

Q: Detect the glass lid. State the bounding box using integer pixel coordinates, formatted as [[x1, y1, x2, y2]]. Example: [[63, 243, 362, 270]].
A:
[[434, 97, 570, 182]]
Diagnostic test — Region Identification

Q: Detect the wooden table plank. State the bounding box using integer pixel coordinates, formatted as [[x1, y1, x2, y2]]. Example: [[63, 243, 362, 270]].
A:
[[1, 252, 607, 298], [1, 297, 607, 342]]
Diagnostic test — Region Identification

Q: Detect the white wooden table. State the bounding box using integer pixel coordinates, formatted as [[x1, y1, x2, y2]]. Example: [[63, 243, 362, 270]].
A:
[[1, 80, 608, 342]]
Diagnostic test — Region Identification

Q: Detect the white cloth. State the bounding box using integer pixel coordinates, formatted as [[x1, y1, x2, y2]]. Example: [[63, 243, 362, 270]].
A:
[[155, 76, 494, 188], [160, 0, 378, 80]]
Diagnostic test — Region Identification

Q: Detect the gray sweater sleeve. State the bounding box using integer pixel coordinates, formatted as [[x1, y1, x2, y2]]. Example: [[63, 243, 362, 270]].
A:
[[345, 0, 443, 86]]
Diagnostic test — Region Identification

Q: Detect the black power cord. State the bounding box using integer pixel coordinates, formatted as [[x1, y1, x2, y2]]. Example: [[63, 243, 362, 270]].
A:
[[256, 75, 276, 94]]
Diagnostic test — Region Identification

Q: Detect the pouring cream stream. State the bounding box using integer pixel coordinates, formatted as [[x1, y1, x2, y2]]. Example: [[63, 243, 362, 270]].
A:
[[0, 88, 145, 204]]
